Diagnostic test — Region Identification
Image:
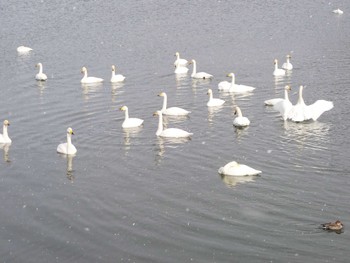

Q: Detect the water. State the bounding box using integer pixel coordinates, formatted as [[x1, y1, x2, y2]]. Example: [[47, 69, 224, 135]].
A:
[[0, 0, 350, 262]]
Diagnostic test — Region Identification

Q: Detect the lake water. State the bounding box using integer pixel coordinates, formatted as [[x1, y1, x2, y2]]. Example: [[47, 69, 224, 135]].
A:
[[1, 0, 350, 262]]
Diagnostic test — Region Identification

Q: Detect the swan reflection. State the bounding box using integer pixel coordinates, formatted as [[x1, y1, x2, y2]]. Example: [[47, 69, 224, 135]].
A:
[[59, 154, 75, 181], [123, 126, 143, 152], [220, 174, 258, 188], [208, 105, 224, 124], [175, 73, 189, 88], [81, 83, 103, 100], [0, 143, 11, 163], [154, 136, 191, 165]]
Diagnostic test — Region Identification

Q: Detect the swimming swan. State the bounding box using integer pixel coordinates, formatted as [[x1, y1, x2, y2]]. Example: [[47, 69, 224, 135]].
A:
[[35, 63, 47, 81], [333, 9, 343, 14], [120, 106, 144, 128], [218, 161, 262, 176], [207, 89, 225, 107], [81, 67, 104, 84], [111, 65, 125, 82], [174, 52, 188, 68], [57, 127, 77, 155], [218, 73, 255, 93], [282, 54, 293, 70], [273, 59, 286, 76], [233, 106, 250, 127], [285, 85, 334, 122], [271, 86, 293, 120], [158, 92, 190, 116], [153, 111, 193, 138], [174, 64, 189, 74], [0, 120, 11, 144], [265, 85, 292, 106], [189, 59, 213, 79], [17, 46, 33, 53]]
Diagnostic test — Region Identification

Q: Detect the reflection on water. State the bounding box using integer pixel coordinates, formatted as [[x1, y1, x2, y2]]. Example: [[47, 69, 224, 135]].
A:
[[36, 81, 46, 96], [81, 83, 104, 100], [220, 173, 258, 188], [0, 143, 11, 163], [122, 126, 143, 152], [162, 115, 189, 127], [174, 73, 190, 89], [111, 83, 125, 103], [208, 105, 224, 124], [59, 154, 75, 181], [154, 136, 191, 165]]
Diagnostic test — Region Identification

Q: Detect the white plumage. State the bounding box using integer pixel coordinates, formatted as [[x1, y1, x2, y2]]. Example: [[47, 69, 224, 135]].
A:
[[273, 59, 286, 76], [110, 65, 125, 82], [35, 63, 47, 81], [120, 106, 144, 128], [218, 161, 262, 176], [233, 106, 250, 127], [189, 59, 213, 79], [207, 89, 225, 107], [57, 127, 77, 155], [218, 73, 255, 93], [81, 67, 103, 84], [0, 120, 11, 144], [154, 111, 192, 138], [158, 92, 190, 116]]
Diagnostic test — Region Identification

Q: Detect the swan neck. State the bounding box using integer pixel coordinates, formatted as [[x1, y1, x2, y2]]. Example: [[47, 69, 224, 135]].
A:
[[2, 125, 8, 138], [161, 94, 167, 111], [236, 108, 243, 117], [156, 113, 163, 136], [209, 92, 213, 101], [284, 89, 289, 101], [192, 61, 197, 75], [298, 86, 304, 104], [39, 64, 43, 74], [67, 133, 72, 152], [124, 109, 129, 120], [230, 74, 235, 85]]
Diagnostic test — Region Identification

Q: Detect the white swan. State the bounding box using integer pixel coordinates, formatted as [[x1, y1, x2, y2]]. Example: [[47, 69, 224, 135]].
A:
[[282, 54, 293, 70], [333, 8, 343, 14], [218, 73, 255, 93], [286, 85, 334, 122], [57, 127, 77, 155], [174, 64, 189, 74], [233, 106, 250, 127], [81, 67, 104, 84], [272, 86, 293, 120], [0, 120, 11, 144], [35, 63, 47, 81], [111, 65, 125, 83], [218, 161, 262, 176], [174, 52, 188, 67], [17, 46, 33, 53], [265, 85, 292, 106], [273, 59, 286, 76], [120, 106, 144, 128], [189, 59, 213, 79], [153, 111, 193, 138], [207, 89, 225, 107], [158, 92, 190, 116]]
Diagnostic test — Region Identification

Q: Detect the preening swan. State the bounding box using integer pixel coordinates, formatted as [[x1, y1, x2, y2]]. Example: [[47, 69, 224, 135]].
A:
[[233, 106, 250, 127], [35, 63, 47, 81], [285, 85, 334, 122], [158, 92, 190, 116], [17, 46, 33, 53], [111, 65, 125, 82], [174, 52, 188, 67], [218, 73, 255, 93], [282, 54, 293, 70], [273, 59, 286, 76], [207, 89, 225, 107], [81, 67, 104, 84], [0, 120, 11, 144], [333, 8, 343, 14], [189, 59, 213, 79], [265, 85, 292, 106], [120, 106, 144, 128], [271, 86, 293, 121], [218, 161, 262, 176], [153, 111, 193, 138], [57, 127, 77, 155]]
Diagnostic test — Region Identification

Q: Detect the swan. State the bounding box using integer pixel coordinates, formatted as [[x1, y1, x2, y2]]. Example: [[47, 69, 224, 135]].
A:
[[0, 120, 11, 144], [273, 59, 286, 76], [218, 73, 255, 93], [174, 52, 188, 68], [111, 65, 125, 82], [272, 86, 293, 120], [282, 54, 293, 70], [233, 106, 250, 127], [120, 106, 144, 128], [189, 59, 213, 79], [35, 63, 47, 81], [81, 67, 103, 84], [218, 161, 262, 176], [265, 85, 292, 106], [17, 46, 33, 53], [286, 85, 334, 122], [57, 127, 77, 155], [333, 8, 343, 14], [207, 89, 225, 107], [174, 65, 189, 74], [153, 111, 193, 138], [158, 92, 190, 116]]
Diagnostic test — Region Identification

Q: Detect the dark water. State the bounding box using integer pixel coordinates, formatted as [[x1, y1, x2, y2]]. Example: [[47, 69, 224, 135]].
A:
[[0, 0, 349, 262]]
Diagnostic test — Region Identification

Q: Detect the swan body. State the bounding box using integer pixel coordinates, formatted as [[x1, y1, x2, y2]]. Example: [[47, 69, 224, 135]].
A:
[[81, 67, 104, 84], [282, 55, 293, 70], [233, 106, 250, 127], [35, 63, 47, 81], [271, 86, 293, 120], [0, 120, 11, 144], [57, 127, 77, 155], [110, 65, 125, 82], [154, 111, 192, 138], [189, 59, 213, 79], [174, 65, 189, 74], [265, 85, 291, 106], [17, 46, 33, 53], [207, 89, 225, 107], [273, 59, 286, 76], [218, 161, 262, 176], [333, 8, 343, 14], [158, 92, 190, 116], [174, 52, 188, 67], [218, 73, 255, 93], [120, 106, 144, 128], [286, 85, 334, 122]]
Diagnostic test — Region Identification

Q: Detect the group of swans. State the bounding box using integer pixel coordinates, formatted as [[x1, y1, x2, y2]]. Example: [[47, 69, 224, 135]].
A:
[[173, 52, 213, 79], [273, 55, 293, 76]]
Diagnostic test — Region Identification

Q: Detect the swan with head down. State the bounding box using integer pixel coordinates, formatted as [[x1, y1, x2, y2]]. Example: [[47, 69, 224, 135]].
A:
[[218, 161, 262, 176], [153, 111, 192, 138], [233, 106, 250, 127]]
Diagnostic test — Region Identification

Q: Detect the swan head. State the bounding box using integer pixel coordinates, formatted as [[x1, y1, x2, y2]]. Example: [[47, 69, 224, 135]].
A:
[[3, 120, 10, 126], [207, 89, 213, 95], [285, 85, 291, 91], [67, 127, 74, 135], [188, 59, 195, 65], [35, 62, 42, 68], [274, 59, 278, 64], [158, 92, 166, 97], [153, 111, 162, 117], [81, 67, 87, 73], [111, 65, 116, 72], [227, 72, 234, 77], [175, 52, 180, 57], [286, 54, 292, 59], [120, 105, 128, 111]]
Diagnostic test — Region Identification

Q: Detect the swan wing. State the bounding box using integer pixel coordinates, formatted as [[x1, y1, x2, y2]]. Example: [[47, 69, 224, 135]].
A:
[[163, 107, 190, 116], [161, 128, 192, 138], [306, 100, 334, 121]]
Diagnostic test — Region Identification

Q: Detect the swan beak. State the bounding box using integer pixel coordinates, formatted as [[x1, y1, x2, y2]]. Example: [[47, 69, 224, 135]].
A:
[[153, 112, 159, 116]]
